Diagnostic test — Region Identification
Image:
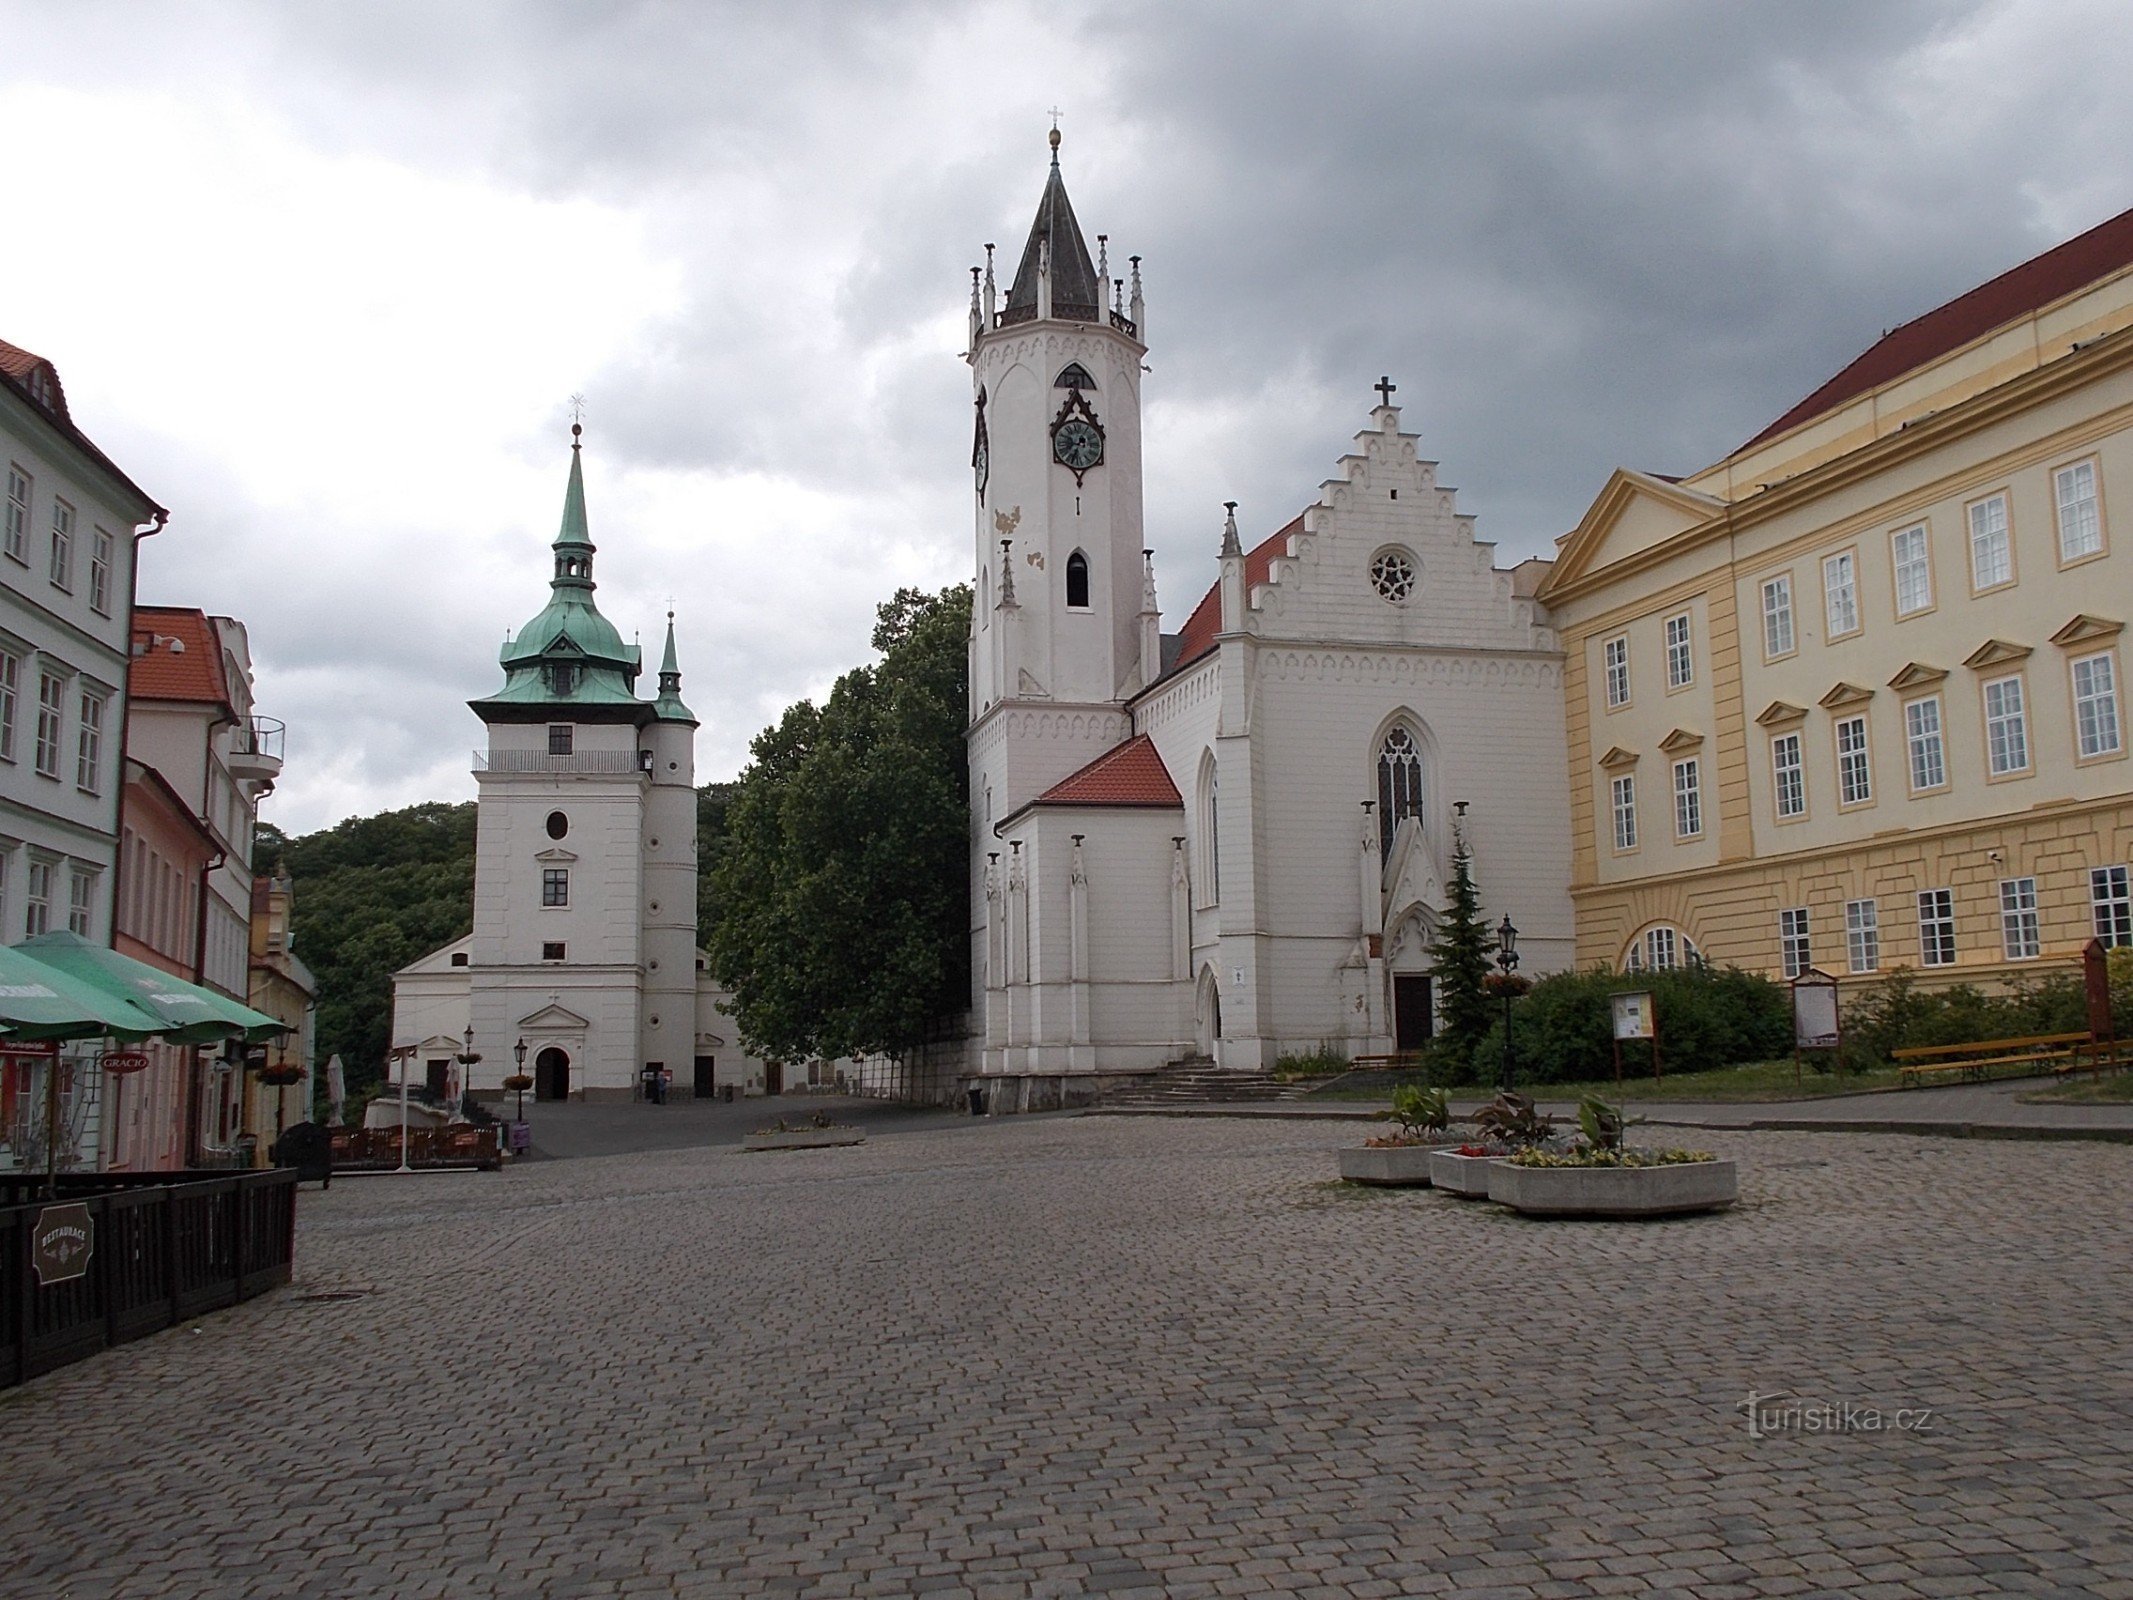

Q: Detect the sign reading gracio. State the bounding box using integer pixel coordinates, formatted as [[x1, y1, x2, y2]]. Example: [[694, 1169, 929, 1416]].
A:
[[32, 1202, 94, 1286]]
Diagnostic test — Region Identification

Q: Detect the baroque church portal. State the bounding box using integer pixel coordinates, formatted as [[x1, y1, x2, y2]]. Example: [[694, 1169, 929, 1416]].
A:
[[964, 134, 1574, 1111]]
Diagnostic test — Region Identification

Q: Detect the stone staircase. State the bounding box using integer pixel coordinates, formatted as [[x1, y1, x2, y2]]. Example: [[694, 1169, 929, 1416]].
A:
[[1098, 1055, 1318, 1108]]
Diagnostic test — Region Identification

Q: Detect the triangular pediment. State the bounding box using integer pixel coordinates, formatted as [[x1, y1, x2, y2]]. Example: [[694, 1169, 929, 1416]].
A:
[[1597, 745, 1641, 769], [1818, 681, 1874, 710], [1887, 662, 1948, 692], [534, 846, 578, 864], [415, 1034, 463, 1056], [1755, 700, 1808, 728], [518, 1001, 591, 1031], [392, 933, 473, 978], [1964, 638, 2033, 671], [1656, 728, 1703, 754], [2051, 613, 2124, 648], [1541, 469, 1726, 595]]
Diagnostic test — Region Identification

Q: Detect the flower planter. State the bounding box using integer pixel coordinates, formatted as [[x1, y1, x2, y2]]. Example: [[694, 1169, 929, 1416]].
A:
[[1485, 1160, 1737, 1218], [1336, 1144, 1446, 1187], [741, 1129, 866, 1152], [1427, 1149, 1504, 1199]]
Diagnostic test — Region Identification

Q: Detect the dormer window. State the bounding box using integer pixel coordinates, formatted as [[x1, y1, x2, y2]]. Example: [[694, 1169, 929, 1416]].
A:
[[547, 662, 580, 696], [1055, 362, 1096, 391], [1066, 550, 1091, 609]]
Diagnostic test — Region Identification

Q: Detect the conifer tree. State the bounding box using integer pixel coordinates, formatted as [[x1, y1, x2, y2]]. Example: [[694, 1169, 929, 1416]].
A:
[[1426, 819, 1497, 1079]]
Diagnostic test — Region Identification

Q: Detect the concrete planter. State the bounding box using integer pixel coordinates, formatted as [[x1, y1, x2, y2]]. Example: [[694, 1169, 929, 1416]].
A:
[[1486, 1159, 1737, 1218], [1337, 1144, 1447, 1187], [742, 1129, 866, 1152], [1427, 1150, 1505, 1199]]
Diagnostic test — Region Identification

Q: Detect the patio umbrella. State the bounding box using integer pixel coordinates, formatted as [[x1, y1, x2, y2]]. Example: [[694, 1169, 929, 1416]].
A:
[[14, 931, 289, 1045], [0, 942, 164, 1041]]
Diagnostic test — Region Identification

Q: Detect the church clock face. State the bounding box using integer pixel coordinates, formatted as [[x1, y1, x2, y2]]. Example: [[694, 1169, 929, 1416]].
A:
[[1053, 419, 1102, 472], [972, 388, 989, 497]]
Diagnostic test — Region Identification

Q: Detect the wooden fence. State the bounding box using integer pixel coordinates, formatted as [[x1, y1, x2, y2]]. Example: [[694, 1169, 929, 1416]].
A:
[[0, 1169, 296, 1389]]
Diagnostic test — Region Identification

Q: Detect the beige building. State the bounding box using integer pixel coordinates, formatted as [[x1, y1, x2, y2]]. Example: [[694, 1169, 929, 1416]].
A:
[[1540, 206, 2133, 987]]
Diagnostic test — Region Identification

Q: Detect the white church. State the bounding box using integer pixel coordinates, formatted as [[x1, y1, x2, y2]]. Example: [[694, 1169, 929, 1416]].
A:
[[390, 428, 780, 1102], [961, 133, 1575, 1111]]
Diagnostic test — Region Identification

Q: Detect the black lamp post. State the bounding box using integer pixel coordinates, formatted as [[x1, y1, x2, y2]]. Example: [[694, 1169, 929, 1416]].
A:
[[511, 1037, 530, 1123], [455, 1024, 482, 1117], [1496, 913, 1520, 1092]]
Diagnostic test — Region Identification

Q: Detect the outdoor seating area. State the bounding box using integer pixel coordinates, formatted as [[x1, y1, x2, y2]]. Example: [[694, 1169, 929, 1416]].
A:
[[1892, 1031, 2129, 1087], [325, 1125, 504, 1173]]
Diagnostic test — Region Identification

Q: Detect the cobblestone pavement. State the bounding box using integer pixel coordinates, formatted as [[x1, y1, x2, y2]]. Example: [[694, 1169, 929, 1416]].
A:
[[7, 1119, 2133, 1598], [519, 1096, 983, 1162]]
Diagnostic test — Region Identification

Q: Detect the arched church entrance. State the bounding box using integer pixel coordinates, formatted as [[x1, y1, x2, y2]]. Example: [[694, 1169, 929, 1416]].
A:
[[1194, 968, 1222, 1061], [534, 1047, 571, 1101]]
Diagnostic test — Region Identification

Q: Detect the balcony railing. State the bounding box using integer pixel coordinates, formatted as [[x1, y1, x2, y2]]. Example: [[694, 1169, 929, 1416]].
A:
[[226, 716, 284, 783], [473, 749, 646, 775]]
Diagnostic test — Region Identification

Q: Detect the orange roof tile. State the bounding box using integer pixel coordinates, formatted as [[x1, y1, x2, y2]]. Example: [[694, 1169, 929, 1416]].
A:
[[129, 607, 233, 710], [1163, 515, 1302, 683], [1031, 735, 1182, 809]]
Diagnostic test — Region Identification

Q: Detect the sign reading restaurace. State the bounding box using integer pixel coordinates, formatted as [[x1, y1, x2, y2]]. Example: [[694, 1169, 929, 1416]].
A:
[[32, 1203, 95, 1286], [1611, 991, 1655, 1041]]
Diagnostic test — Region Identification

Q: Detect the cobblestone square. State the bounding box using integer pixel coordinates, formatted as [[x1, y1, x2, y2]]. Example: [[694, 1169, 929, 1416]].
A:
[[7, 1116, 2133, 1598]]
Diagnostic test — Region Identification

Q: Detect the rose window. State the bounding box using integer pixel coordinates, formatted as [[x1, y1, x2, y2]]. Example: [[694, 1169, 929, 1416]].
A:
[[1369, 549, 1416, 604]]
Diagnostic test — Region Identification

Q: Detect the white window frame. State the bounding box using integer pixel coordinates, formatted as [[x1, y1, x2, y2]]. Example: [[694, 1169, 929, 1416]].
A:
[[1845, 898, 1880, 974], [75, 691, 104, 794], [1968, 492, 2012, 592], [67, 867, 96, 937], [1999, 877, 2040, 960], [1610, 773, 1638, 852], [89, 528, 113, 616], [1760, 574, 1795, 659], [3, 464, 28, 564], [2093, 865, 2132, 948], [1822, 550, 1859, 638], [2071, 651, 2122, 760], [1890, 523, 1933, 617], [48, 497, 74, 591], [1835, 714, 1872, 807], [1646, 926, 1678, 971], [1779, 907, 1811, 979], [0, 647, 16, 762], [1982, 673, 2029, 777], [1918, 888, 1957, 968], [541, 867, 569, 908], [1904, 695, 1946, 792], [25, 857, 53, 936], [2054, 458, 2103, 564], [34, 670, 64, 779], [1603, 635, 1630, 709], [1771, 732, 1806, 820], [1664, 612, 1693, 689], [1671, 757, 1701, 840]]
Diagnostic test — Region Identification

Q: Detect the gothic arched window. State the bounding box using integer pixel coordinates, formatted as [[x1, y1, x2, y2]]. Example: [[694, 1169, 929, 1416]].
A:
[[1066, 550, 1091, 609], [1055, 362, 1096, 391], [1196, 753, 1220, 906], [1377, 725, 1425, 858]]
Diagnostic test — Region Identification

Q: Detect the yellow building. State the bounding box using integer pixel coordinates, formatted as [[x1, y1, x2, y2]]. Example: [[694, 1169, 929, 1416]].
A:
[[1540, 207, 2133, 987]]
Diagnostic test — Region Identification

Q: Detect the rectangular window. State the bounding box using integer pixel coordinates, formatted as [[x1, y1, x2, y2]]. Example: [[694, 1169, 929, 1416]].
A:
[[1664, 613, 1693, 688], [75, 692, 104, 794], [542, 868, 569, 907], [547, 724, 574, 756], [2055, 460, 2103, 562], [89, 528, 113, 615], [1779, 907, 1811, 979], [1983, 674, 2029, 775], [1845, 899, 1880, 974], [1835, 714, 1871, 806], [3, 464, 27, 563], [2072, 652, 2122, 759], [1891, 524, 1933, 616], [541, 941, 567, 961], [48, 498, 74, 590], [68, 868, 95, 937], [1822, 550, 1859, 637], [1671, 757, 1702, 839], [1771, 732, 1805, 819], [1610, 774, 1637, 851], [1968, 493, 2011, 590], [26, 859, 53, 937], [0, 648, 16, 762], [1918, 888, 1957, 967], [34, 671, 64, 778], [2093, 865, 2133, 948], [1905, 696, 1946, 792], [1760, 575, 1794, 658], [1603, 635, 1630, 708], [1999, 877, 2040, 960]]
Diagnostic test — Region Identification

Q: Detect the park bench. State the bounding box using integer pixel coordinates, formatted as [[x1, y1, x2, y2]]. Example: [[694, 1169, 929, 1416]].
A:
[[1892, 1031, 2094, 1087]]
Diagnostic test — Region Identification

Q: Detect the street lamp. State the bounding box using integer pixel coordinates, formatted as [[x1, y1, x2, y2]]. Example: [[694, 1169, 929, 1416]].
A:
[[455, 1024, 482, 1118], [508, 1037, 531, 1124], [1496, 913, 1521, 1092]]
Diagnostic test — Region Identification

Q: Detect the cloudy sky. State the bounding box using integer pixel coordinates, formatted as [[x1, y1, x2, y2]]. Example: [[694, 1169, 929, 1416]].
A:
[[4, 0, 2128, 836]]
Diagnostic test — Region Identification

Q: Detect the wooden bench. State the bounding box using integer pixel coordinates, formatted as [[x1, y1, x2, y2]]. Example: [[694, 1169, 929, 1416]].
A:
[[1892, 1031, 2093, 1087]]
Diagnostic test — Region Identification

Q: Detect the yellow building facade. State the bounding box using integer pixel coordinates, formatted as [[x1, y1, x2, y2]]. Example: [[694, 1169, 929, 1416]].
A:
[[1541, 210, 2133, 988]]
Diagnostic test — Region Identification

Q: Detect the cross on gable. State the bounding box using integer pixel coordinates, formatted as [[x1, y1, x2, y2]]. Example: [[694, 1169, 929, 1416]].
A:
[[1374, 376, 1397, 407]]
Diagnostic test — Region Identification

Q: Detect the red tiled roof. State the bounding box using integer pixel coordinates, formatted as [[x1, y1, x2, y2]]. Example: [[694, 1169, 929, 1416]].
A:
[[1164, 515, 1303, 681], [130, 607, 233, 710], [1740, 204, 2133, 454], [1031, 734, 1182, 809], [1, 335, 165, 517]]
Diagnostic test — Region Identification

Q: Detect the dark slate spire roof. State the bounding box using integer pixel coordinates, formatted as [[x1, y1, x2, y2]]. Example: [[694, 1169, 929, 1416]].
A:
[[1002, 131, 1103, 324]]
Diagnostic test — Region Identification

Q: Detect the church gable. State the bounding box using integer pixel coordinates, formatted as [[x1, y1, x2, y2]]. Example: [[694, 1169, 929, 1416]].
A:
[[1543, 469, 1725, 594], [394, 934, 473, 978]]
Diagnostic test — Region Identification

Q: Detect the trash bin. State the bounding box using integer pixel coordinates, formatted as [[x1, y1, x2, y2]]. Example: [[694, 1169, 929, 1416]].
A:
[[508, 1122, 532, 1155], [967, 1085, 986, 1117], [720, 1084, 737, 1104]]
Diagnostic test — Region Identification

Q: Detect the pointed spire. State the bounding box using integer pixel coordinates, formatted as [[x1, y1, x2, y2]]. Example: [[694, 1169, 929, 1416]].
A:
[[1128, 255, 1144, 339], [652, 608, 696, 724], [1002, 128, 1102, 324], [1220, 501, 1242, 558], [550, 423, 596, 589]]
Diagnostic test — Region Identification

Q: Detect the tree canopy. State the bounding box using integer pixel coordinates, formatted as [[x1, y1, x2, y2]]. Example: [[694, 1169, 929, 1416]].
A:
[[706, 583, 972, 1062]]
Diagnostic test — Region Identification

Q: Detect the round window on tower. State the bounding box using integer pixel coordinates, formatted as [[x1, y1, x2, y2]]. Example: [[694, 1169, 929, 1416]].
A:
[[546, 811, 569, 840], [1369, 548, 1417, 605]]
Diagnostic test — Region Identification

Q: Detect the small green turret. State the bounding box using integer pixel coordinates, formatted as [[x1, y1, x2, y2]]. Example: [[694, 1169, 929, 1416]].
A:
[[652, 611, 697, 726]]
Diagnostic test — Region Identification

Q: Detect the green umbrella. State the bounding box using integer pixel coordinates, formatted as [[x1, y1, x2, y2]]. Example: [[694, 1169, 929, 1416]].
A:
[[0, 942, 164, 1041], [15, 931, 289, 1045]]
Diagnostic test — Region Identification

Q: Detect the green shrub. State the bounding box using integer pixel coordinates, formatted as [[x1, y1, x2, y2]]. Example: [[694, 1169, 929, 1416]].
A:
[[1464, 962, 1791, 1086], [1273, 1045, 1351, 1079], [1843, 965, 2095, 1067]]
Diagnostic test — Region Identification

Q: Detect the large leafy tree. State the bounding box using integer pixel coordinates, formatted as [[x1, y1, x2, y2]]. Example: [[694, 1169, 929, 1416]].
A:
[[1426, 818, 1497, 1079], [707, 583, 972, 1062]]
